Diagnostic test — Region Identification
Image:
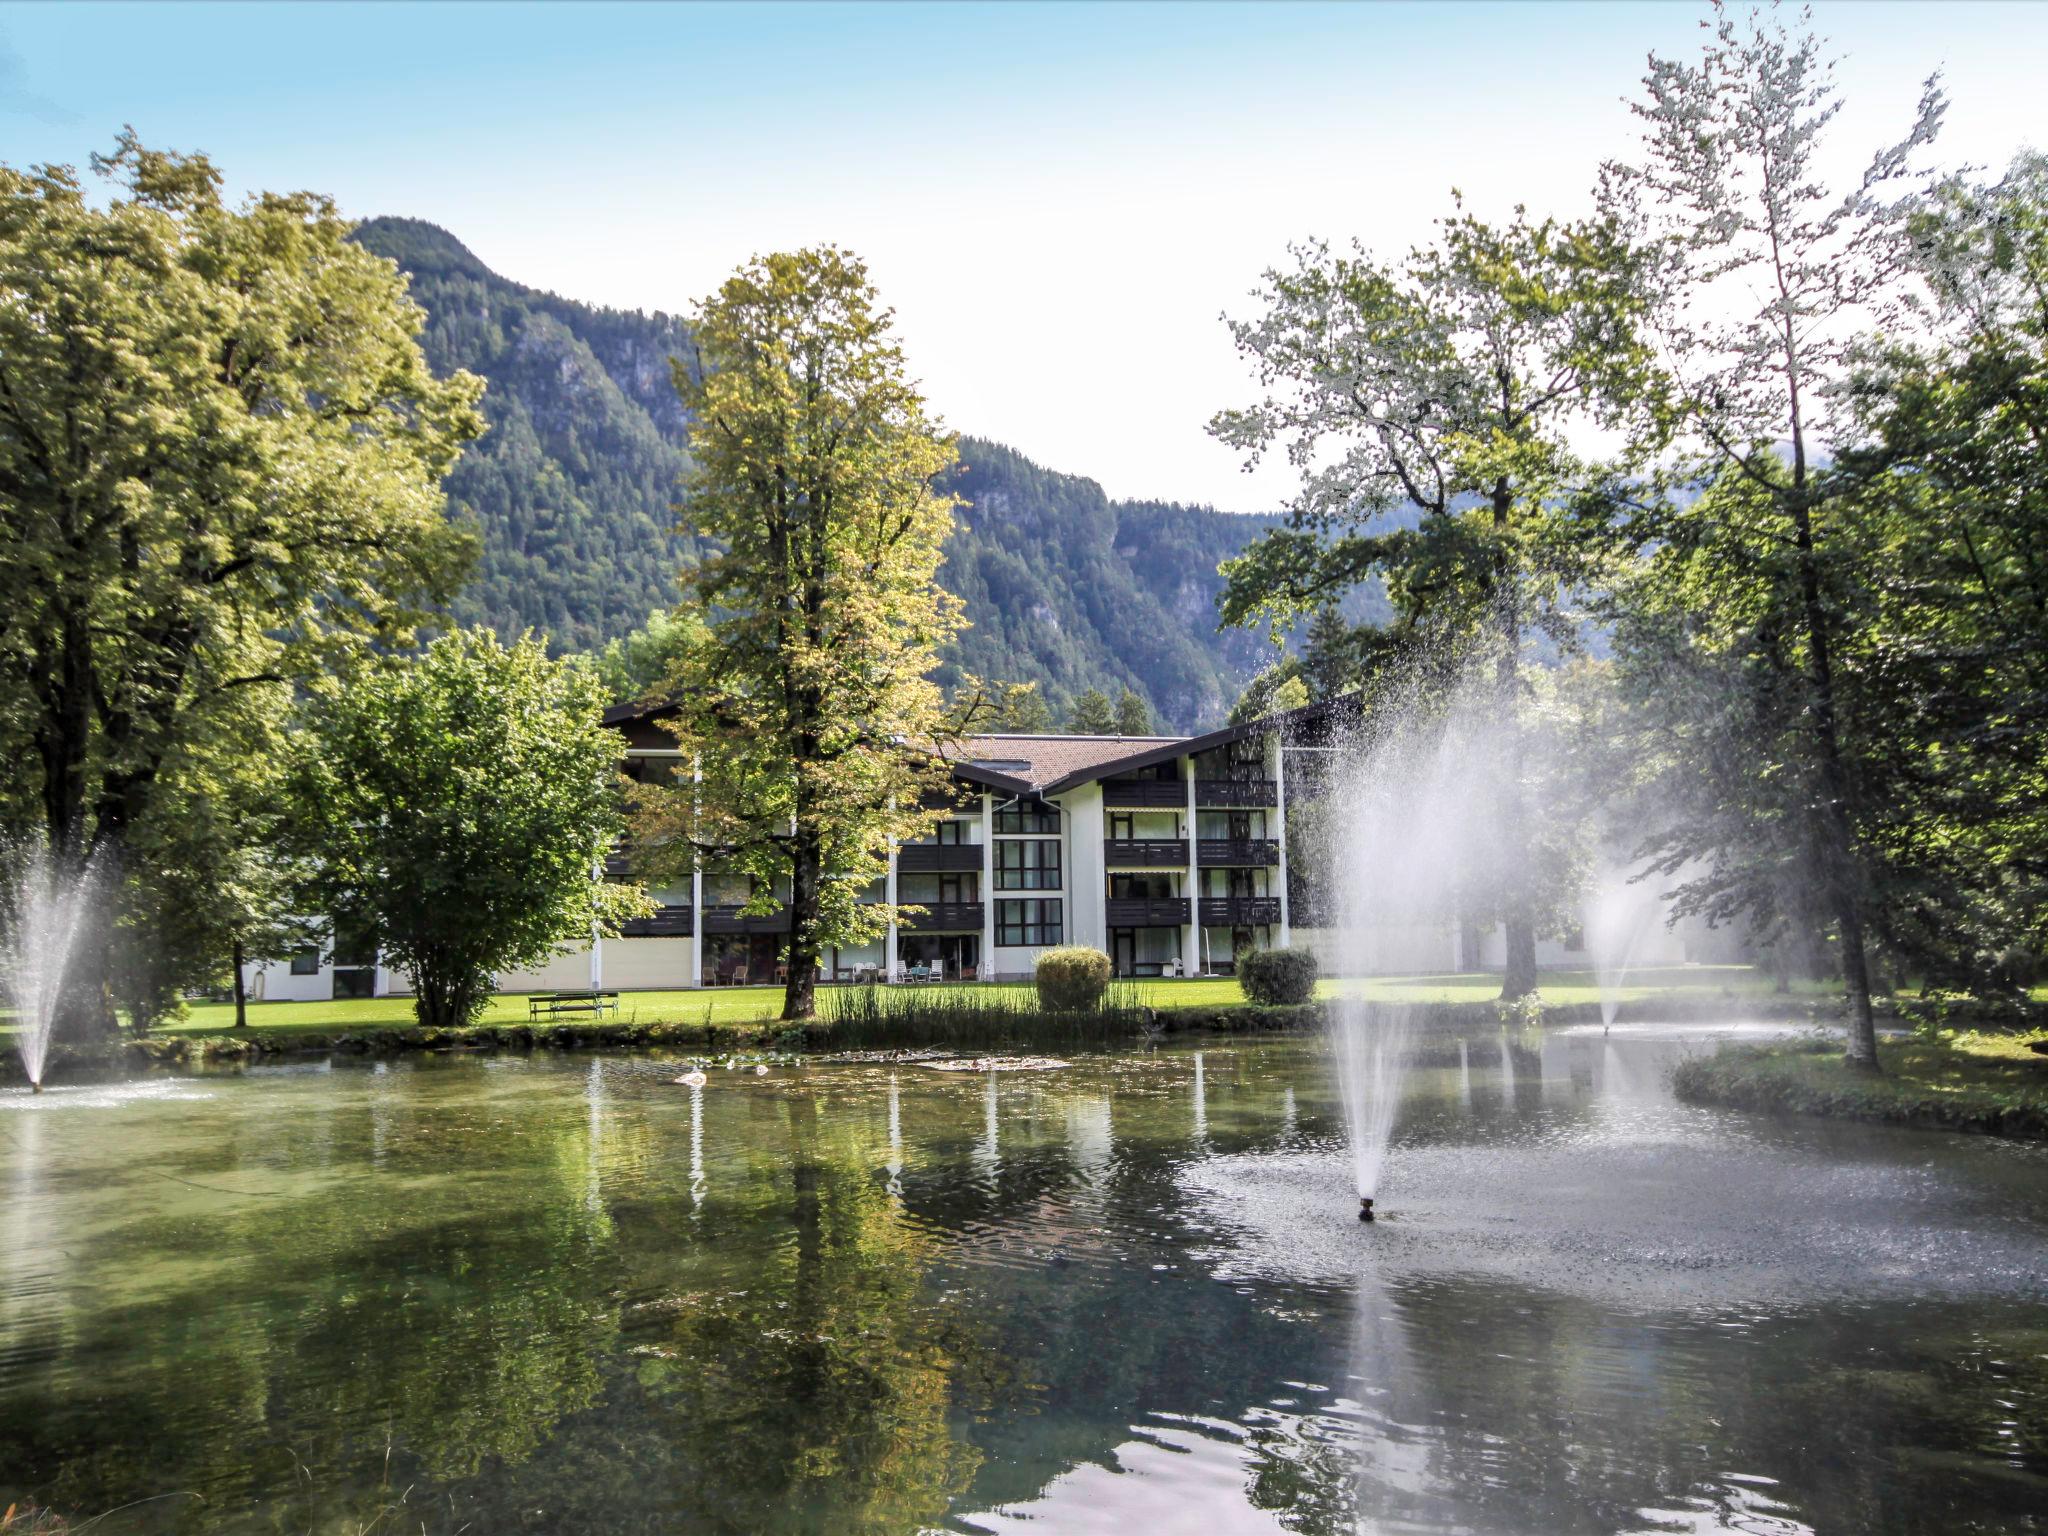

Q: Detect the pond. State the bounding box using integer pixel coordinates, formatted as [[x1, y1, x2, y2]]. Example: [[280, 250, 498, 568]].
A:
[[2, 1029, 2044, 1534]]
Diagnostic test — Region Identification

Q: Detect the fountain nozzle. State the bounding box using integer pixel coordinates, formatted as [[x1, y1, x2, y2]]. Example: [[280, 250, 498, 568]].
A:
[[29, 1080, 41, 1094], [1358, 1195, 1375, 1223]]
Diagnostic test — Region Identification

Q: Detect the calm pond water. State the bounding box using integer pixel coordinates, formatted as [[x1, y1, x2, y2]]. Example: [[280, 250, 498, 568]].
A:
[[1, 1028, 2044, 1535]]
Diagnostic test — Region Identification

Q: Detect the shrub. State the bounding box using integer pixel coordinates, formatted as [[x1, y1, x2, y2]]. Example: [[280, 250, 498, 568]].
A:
[[1238, 946, 1319, 1006], [1035, 946, 1111, 1011]]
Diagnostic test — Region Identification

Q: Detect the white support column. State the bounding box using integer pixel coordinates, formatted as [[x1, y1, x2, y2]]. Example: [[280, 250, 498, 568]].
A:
[[1274, 733, 1292, 949], [689, 756, 704, 987], [885, 833, 900, 984], [1183, 754, 1201, 976], [980, 792, 995, 983], [590, 853, 605, 990]]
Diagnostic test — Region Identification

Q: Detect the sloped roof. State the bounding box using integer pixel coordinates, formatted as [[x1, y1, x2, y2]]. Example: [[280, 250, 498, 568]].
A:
[[943, 733, 1183, 794], [601, 697, 1362, 797]]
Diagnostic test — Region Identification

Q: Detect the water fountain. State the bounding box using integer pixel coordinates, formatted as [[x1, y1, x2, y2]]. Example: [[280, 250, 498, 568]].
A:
[[1585, 870, 1666, 1029], [1319, 681, 1512, 1222], [2, 838, 104, 1092]]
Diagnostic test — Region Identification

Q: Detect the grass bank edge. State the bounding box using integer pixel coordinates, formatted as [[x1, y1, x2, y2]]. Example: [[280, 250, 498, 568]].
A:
[[1672, 1032, 2048, 1139]]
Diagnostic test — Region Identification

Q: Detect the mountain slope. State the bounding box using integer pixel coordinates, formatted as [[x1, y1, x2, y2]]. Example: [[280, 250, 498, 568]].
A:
[[351, 217, 1300, 730]]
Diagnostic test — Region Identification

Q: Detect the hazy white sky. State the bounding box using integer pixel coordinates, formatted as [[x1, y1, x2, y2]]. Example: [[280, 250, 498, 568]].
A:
[[5, 1, 2043, 509]]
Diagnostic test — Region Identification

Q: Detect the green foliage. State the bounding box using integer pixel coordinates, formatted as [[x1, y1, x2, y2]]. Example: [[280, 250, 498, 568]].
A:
[[1236, 946, 1319, 1005], [985, 680, 1053, 733], [1068, 689, 1116, 735], [1229, 663, 1310, 725], [290, 630, 647, 1029], [587, 608, 706, 703], [1114, 689, 1151, 735], [0, 138, 482, 1028], [1213, 199, 1643, 998], [1034, 946, 1111, 1010], [632, 248, 965, 1022], [1592, 5, 1948, 1063]]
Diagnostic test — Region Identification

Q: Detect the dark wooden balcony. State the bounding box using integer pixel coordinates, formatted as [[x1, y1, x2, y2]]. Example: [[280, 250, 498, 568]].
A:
[[1199, 896, 1282, 926], [1106, 897, 1191, 927], [701, 903, 791, 935], [1102, 778, 1187, 808], [619, 904, 694, 938], [1198, 838, 1281, 867], [1196, 778, 1277, 808], [897, 842, 982, 873], [1105, 838, 1189, 868], [899, 901, 985, 932]]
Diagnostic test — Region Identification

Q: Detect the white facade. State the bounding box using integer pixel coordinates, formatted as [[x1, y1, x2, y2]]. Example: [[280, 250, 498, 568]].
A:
[[246, 703, 1721, 999]]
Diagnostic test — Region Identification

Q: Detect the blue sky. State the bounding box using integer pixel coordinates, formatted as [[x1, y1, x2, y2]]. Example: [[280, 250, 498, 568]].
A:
[[6, 1, 2044, 509]]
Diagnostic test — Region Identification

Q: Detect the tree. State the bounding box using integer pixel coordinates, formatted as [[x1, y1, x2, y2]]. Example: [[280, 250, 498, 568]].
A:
[[1068, 688, 1116, 735], [1595, 3, 1946, 1067], [1114, 688, 1151, 735], [1229, 663, 1310, 726], [291, 630, 646, 1029], [1212, 201, 1643, 998], [0, 135, 482, 1026], [987, 680, 1053, 733], [632, 247, 968, 1022], [589, 609, 708, 703], [1836, 152, 2048, 981]]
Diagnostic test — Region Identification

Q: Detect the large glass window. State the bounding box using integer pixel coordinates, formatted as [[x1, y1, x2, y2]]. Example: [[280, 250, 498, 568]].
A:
[[996, 899, 1064, 946], [289, 947, 321, 977], [995, 839, 1061, 890], [994, 800, 1060, 834]]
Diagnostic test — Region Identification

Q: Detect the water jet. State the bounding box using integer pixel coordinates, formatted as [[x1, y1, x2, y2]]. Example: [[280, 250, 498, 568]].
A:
[[2, 838, 104, 1092]]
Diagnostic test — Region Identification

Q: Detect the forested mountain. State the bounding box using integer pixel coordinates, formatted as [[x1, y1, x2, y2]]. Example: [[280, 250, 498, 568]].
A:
[[351, 218, 1308, 730]]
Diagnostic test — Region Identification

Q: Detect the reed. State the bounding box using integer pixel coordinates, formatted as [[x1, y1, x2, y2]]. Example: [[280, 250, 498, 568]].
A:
[[819, 981, 1150, 1049]]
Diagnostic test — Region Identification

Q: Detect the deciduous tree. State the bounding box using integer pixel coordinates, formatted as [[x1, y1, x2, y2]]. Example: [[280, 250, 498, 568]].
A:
[[1212, 202, 1644, 997], [1596, 2, 1945, 1066], [291, 631, 646, 1030], [633, 248, 970, 1022]]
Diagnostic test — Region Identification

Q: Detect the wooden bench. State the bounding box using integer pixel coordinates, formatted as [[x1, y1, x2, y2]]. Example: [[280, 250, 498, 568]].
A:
[[527, 990, 620, 1021]]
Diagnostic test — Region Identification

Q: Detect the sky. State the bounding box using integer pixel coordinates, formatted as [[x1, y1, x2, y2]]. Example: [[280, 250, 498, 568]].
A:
[[5, 0, 2044, 511]]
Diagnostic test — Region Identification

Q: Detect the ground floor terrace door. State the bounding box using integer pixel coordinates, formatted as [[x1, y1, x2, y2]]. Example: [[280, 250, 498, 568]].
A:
[[897, 934, 979, 979]]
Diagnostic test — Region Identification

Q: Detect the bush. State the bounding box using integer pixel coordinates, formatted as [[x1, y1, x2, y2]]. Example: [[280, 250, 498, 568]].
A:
[[1035, 946, 1111, 1011], [1238, 946, 1319, 1006]]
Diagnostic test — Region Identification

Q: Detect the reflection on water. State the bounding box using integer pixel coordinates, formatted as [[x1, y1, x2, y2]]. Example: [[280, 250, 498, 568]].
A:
[[0, 1030, 2044, 1534]]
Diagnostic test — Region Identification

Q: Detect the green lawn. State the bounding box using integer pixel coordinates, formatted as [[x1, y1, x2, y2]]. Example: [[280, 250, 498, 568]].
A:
[[1673, 1027, 2048, 1137], [129, 962, 1791, 1038]]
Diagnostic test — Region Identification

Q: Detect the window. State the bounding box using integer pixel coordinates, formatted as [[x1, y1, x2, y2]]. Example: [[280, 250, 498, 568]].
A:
[[1108, 812, 1135, 840], [289, 947, 321, 977], [994, 800, 1059, 834], [936, 819, 969, 845], [995, 839, 1061, 890], [997, 899, 1063, 946]]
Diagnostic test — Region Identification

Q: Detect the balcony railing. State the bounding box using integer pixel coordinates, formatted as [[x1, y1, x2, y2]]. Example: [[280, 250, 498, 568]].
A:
[[701, 903, 792, 935], [897, 843, 982, 872], [619, 903, 694, 938], [1102, 779, 1187, 808], [899, 901, 985, 932], [1196, 779, 1277, 808], [1105, 838, 1189, 868], [1198, 838, 1281, 867], [1198, 896, 1282, 927], [1106, 897, 1191, 927]]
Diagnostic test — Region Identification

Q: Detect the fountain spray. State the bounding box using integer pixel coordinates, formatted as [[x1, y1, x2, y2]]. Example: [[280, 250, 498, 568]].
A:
[[3, 837, 105, 1092]]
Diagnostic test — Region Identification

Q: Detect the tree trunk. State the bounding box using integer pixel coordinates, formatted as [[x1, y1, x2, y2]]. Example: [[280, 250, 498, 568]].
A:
[[231, 936, 248, 1028], [1788, 496, 1880, 1072], [781, 837, 821, 1022], [1489, 480, 1540, 1004]]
